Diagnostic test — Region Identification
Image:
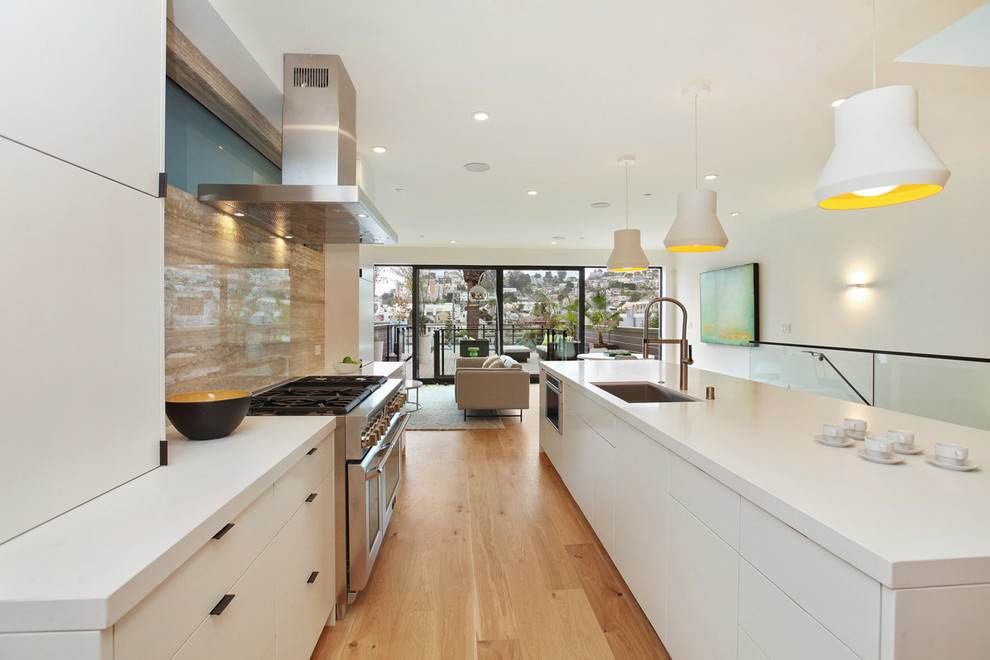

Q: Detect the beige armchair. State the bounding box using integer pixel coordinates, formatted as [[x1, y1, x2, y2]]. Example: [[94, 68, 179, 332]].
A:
[[454, 356, 531, 419]]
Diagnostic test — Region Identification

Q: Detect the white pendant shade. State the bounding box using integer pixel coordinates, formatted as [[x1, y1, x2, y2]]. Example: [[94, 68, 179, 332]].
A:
[[664, 190, 728, 252], [814, 85, 949, 209], [607, 228, 649, 271], [468, 284, 488, 301]]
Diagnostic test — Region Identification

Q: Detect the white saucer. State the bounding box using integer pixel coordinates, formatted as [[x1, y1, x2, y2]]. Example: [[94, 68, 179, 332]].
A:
[[857, 449, 906, 465], [815, 435, 854, 448], [892, 445, 924, 455], [925, 456, 981, 472]]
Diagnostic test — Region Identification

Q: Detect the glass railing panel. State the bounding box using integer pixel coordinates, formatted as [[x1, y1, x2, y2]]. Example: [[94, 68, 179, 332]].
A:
[[750, 344, 873, 405], [873, 354, 990, 432]]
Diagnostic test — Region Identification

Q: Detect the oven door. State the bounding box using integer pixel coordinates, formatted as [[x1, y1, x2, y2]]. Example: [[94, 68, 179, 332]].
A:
[[347, 412, 410, 597]]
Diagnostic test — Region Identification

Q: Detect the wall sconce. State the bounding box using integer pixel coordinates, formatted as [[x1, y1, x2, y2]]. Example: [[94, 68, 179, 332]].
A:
[[843, 281, 872, 302]]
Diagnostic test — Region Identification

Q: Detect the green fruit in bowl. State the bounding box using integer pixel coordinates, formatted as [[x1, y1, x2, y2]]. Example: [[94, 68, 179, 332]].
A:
[[342, 356, 356, 364]]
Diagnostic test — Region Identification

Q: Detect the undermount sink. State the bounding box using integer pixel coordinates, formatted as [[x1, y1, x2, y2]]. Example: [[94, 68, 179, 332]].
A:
[[592, 381, 700, 404]]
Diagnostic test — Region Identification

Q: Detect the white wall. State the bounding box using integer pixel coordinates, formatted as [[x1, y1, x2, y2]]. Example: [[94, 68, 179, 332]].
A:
[[324, 245, 361, 365], [674, 148, 990, 380]]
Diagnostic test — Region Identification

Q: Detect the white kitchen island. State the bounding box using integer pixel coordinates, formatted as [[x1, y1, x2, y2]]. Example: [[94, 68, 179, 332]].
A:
[[539, 359, 990, 660]]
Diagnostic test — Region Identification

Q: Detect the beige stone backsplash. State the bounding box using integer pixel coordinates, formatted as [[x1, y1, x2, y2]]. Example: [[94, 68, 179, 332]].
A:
[[164, 186, 324, 398]]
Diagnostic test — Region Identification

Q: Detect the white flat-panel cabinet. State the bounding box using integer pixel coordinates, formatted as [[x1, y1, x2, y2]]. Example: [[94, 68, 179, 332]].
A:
[[738, 559, 859, 660], [666, 497, 739, 660], [0, 0, 164, 195], [588, 430, 615, 554], [557, 402, 616, 554], [613, 419, 670, 638], [0, 138, 163, 544], [738, 628, 769, 660]]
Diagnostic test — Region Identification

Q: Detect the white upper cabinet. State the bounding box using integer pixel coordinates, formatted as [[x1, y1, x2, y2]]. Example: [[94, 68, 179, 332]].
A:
[[0, 139, 163, 544], [0, 0, 165, 196]]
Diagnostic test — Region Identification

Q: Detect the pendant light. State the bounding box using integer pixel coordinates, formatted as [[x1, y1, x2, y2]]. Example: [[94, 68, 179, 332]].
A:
[[813, 0, 949, 209], [664, 84, 728, 252], [607, 155, 650, 271], [468, 273, 488, 302]]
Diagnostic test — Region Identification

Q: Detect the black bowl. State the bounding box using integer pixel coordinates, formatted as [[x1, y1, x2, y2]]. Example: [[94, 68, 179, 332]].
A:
[[165, 390, 252, 440]]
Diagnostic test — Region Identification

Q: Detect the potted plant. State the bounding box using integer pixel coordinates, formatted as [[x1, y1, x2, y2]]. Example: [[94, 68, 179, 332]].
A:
[[585, 285, 622, 348]]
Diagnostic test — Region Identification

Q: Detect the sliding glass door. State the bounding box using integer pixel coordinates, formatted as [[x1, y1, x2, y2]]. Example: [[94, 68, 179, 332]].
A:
[[415, 267, 497, 381], [373, 264, 662, 382]]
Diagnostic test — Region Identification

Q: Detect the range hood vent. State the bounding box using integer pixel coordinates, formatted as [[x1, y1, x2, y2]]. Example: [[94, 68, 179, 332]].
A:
[[293, 67, 328, 88], [198, 54, 397, 245]]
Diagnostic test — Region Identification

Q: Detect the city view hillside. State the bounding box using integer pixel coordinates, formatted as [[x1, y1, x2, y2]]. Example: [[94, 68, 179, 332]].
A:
[[374, 266, 661, 340]]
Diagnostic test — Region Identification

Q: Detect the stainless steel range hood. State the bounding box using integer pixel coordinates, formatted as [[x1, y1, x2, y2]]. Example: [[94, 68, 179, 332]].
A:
[[198, 54, 397, 245]]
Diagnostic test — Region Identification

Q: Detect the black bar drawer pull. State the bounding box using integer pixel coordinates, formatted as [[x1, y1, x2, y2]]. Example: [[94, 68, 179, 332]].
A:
[[210, 594, 235, 616], [307, 447, 317, 455], [307, 571, 319, 584], [212, 523, 235, 540], [305, 492, 318, 503]]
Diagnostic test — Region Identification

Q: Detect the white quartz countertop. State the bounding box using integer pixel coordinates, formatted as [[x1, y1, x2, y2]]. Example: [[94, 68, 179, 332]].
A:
[[0, 416, 335, 633], [313, 361, 407, 379], [542, 359, 990, 590]]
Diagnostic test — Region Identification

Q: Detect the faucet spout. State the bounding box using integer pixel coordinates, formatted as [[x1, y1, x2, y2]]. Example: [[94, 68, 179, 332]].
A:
[[642, 297, 694, 390]]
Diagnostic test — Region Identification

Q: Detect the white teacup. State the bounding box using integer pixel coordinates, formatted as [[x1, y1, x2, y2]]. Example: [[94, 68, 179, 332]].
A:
[[864, 436, 893, 460], [887, 429, 915, 450], [844, 418, 868, 435], [935, 442, 968, 466], [823, 423, 847, 440]]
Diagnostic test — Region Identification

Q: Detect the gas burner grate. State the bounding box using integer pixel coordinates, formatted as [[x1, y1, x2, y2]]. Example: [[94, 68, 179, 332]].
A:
[[247, 374, 388, 415]]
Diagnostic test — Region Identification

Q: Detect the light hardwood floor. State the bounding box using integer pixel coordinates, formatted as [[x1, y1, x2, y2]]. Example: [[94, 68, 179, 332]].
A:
[[312, 384, 670, 659]]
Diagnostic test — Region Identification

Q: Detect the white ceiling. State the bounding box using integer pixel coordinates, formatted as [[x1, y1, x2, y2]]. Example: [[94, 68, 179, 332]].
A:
[[174, 0, 990, 250]]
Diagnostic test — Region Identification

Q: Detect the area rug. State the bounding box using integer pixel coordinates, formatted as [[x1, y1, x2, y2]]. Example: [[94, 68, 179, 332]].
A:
[[405, 384, 505, 431]]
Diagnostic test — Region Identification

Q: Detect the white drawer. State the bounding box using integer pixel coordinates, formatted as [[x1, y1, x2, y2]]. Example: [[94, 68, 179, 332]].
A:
[[571, 391, 615, 447], [275, 544, 334, 660], [172, 544, 276, 660], [668, 454, 740, 549], [114, 488, 274, 660], [274, 434, 333, 530], [739, 559, 859, 660], [739, 500, 880, 659], [271, 475, 332, 630]]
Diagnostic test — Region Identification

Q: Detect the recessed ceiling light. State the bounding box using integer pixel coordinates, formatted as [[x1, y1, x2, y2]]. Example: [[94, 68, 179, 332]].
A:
[[218, 145, 224, 150], [450, 240, 457, 244], [464, 162, 490, 172], [730, 211, 741, 217], [356, 213, 368, 218], [832, 98, 848, 107], [233, 212, 245, 217], [372, 146, 388, 154], [472, 111, 490, 121], [551, 241, 557, 245], [704, 173, 719, 180], [552, 236, 566, 240], [395, 188, 405, 193], [527, 190, 538, 196], [591, 202, 611, 208], [418, 234, 425, 238], [643, 193, 653, 197], [284, 234, 294, 239]]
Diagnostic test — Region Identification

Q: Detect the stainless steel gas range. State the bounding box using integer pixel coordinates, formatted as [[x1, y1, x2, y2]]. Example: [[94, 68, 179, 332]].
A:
[[248, 374, 410, 619]]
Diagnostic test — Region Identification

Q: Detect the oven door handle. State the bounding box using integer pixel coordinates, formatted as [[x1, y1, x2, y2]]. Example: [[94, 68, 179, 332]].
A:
[[388, 411, 412, 439], [361, 411, 411, 482]]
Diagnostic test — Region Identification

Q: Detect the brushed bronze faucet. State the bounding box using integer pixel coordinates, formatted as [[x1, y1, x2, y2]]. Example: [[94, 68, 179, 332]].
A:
[[642, 297, 693, 390]]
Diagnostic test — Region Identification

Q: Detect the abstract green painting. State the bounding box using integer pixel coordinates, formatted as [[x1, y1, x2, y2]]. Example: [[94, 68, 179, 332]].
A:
[[700, 263, 759, 345]]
